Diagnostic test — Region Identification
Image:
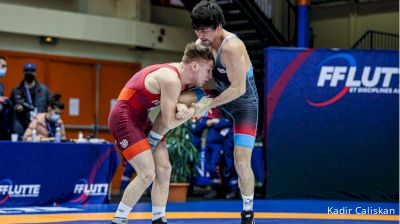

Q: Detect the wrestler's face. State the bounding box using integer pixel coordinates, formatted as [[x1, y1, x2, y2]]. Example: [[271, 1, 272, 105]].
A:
[[191, 60, 213, 87], [195, 27, 220, 47]]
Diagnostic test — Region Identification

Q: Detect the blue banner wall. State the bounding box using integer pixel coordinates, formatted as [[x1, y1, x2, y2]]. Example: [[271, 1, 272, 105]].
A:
[[0, 142, 120, 206], [264, 48, 399, 201]]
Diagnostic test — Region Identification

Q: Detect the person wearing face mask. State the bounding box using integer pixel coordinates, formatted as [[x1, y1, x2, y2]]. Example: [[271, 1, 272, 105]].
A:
[[23, 93, 66, 142], [0, 56, 7, 97], [11, 63, 52, 138], [0, 56, 14, 140]]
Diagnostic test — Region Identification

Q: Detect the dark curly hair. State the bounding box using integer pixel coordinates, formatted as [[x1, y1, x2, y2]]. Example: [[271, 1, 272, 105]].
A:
[[191, 0, 225, 30]]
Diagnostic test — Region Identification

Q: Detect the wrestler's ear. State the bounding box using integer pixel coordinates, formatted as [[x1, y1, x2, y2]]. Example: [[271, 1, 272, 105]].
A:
[[191, 62, 198, 72]]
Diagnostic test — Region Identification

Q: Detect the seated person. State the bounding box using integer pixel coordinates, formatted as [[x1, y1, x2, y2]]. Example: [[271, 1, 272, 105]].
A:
[[23, 93, 66, 142]]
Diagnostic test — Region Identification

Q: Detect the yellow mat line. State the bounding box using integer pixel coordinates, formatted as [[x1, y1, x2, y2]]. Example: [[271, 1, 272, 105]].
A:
[[0, 212, 398, 223]]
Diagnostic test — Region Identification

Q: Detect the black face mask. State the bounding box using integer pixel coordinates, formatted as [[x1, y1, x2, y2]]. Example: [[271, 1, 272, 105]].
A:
[[24, 74, 35, 84]]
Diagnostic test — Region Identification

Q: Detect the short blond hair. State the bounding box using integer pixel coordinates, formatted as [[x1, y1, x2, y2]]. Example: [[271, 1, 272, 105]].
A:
[[182, 42, 214, 64]]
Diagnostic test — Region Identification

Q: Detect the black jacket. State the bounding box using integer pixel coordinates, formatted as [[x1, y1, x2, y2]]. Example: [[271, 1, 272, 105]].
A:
[[11, 80, 52, 136]]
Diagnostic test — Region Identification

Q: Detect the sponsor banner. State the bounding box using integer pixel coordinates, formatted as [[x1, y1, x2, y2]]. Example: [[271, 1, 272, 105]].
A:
[[0, 142, 120, 206], [264, 48, 399, 201]]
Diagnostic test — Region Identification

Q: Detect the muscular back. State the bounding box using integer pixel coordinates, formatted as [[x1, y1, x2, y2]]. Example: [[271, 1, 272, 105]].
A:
[[117, 64, 179, 116]]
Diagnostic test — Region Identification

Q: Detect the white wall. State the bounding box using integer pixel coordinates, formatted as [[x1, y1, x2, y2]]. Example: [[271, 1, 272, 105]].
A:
[[0, 1, 195, 64], [0, 32, 182, 66], [0, 0, 78, 12], [0, 0, 149, 20], [151, 5, 192, 29]]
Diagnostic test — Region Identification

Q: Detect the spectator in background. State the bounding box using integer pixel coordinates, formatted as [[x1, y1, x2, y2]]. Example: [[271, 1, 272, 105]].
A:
[[189, 88, 214, 151], [220, 124, 239, 199], [0, 56, 7, 97], [190, 116, 207, 151], [0, 56, 14, 140], [203, 117, 232, 199], [11, 63, 52, 138], [23, 93, 66, 142]]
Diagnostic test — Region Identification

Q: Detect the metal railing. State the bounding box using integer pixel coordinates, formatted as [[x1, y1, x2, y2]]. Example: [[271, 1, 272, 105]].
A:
[[352, 30, 399, 50], [254, 0, 297, 46], [233, 0, 291, 46], [283, 0, 297, 46], [255, 0, 273, 18]]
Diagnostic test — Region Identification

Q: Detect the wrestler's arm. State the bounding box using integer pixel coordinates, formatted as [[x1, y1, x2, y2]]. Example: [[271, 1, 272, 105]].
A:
[[209, 40, 247, 108], [177, 88, 209, 106], [151, 87, 206, 136], [153, 75, 196, 135], [192, 40, 247, 116]]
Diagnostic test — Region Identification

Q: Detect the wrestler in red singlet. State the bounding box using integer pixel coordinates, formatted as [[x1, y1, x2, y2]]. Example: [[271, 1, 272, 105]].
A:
[[108, 64, 179, 160]]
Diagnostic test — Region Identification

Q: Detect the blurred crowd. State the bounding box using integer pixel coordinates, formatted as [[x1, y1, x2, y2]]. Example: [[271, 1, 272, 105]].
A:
[[0, 56, 66, 142], [190, 113, 239, 199]]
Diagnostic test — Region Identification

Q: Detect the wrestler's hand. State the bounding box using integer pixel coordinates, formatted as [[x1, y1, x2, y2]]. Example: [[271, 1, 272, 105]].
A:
[[175, 103, 189, 119], [192, 96, 212, 118]]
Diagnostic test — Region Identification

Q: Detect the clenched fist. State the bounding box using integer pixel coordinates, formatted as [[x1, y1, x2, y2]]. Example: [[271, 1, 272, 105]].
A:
[[192, 96, 213, 118], [175, 103, 190, 119]]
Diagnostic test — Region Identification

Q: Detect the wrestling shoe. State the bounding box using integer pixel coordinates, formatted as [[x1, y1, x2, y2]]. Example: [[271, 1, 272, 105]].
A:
[[111, 217, 128, 224], [152, 216, 167, 224], [241, 210, 255, 224]]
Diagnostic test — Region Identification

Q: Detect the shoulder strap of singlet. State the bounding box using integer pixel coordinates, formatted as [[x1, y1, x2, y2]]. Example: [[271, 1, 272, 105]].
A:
[[141, 63, 185, 92], [216, 34, 238, 67], [143, 63, 179, 77], [160, 64, 179, 76]]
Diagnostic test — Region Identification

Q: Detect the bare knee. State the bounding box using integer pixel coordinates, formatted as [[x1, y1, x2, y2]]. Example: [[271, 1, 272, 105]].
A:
[[234, 147, 253, 178], [235, 159, 250, 177], [137, 169, 156, 186], [156, 163, 172, 182], [157, 163, 172, 175], [154, 141, 172, 181], [234, 152, 253, 178]]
